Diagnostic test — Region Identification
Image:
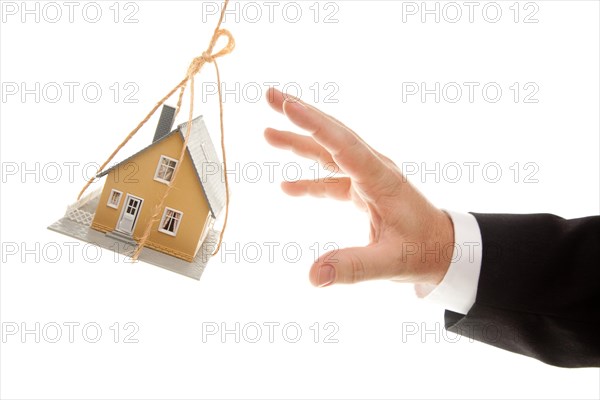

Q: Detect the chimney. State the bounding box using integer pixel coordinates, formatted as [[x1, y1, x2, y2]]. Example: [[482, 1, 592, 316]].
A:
[[153, 105, 176, 142]]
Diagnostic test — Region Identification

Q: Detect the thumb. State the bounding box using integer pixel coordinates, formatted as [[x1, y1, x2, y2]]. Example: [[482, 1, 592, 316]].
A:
[[310, 245, 390, 287]]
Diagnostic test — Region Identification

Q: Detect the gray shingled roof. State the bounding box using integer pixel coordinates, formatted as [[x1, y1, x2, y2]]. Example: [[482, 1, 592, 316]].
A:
[[97, 116, 226, 218]]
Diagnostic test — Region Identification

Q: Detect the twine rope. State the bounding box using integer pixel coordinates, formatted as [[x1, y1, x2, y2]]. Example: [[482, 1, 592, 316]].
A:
[[78, 0, 233, 260]]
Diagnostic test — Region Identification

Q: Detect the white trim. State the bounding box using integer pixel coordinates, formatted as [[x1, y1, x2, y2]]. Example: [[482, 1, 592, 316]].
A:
[[200, 142, 209, 160], [116, 194, 144, 235], [158, 207, 184, 237], [199, 210, 212, 244], [107, 189, 123, 209], [154, 155, 178, 185]]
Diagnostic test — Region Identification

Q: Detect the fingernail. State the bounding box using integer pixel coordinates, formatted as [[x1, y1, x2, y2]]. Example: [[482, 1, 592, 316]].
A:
[[317, 264, 336, 287]]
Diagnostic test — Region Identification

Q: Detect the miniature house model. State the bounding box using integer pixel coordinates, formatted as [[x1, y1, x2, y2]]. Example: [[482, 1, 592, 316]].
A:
[[48, 105, 225, 279], [90, 105, 226, 262]]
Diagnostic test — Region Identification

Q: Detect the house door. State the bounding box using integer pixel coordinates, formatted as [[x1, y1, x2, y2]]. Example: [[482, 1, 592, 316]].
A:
[[117, 194, 143, 234]]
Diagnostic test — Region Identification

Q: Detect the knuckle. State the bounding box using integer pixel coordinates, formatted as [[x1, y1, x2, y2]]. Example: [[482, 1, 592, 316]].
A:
[[312, 124, 326, 142], [318, 148, 333, 165], [367, 167, 400, 202], [348, 253, 367, 284], [333, 138, 359, 160]]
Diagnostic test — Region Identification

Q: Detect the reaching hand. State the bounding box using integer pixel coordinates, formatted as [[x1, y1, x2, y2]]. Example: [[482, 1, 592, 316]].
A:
[[264, 88, 454, 288]]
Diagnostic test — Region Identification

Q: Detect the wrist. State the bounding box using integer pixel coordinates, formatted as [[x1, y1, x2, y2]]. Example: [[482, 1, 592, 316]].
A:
[[427, 209, 455, 285]]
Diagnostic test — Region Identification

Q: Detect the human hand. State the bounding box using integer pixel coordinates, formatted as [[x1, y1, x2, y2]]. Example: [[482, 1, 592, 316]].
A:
[[264, 88, 454, 288]]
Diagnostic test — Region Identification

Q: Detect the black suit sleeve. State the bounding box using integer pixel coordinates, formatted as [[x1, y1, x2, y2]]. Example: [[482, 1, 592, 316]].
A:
[[444, 213, 600, 368]]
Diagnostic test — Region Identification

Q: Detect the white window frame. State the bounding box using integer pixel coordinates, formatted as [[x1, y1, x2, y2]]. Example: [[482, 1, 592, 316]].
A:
[[158, 207, 183, 237], [107, 189, 123, 209], [154, 155, 178, 184]]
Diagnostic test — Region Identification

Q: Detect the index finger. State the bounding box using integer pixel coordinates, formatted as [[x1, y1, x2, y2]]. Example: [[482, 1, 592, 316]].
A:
[[266, 87, 354, 130], [280, 95, 390, 189]]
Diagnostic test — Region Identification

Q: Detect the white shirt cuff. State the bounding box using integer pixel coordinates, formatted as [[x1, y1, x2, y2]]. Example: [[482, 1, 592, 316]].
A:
[[423, 210, 483, 315]]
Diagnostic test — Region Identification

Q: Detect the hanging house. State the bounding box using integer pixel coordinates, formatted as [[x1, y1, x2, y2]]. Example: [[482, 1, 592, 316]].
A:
[[90, 105, 225, 262]]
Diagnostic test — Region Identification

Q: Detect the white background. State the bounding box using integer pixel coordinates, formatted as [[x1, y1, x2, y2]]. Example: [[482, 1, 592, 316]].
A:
[[1, 0, 599, 399]]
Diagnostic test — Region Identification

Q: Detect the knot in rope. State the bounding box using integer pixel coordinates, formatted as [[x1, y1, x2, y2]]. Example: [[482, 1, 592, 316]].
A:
[[201, 51, 213, 63], [187, 29, 235, 77]]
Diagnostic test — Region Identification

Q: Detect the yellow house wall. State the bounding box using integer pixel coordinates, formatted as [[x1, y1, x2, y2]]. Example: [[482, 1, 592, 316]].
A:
[[91, 133, 211, 262]]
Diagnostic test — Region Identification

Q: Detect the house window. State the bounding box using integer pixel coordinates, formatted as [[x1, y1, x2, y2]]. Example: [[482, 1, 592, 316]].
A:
[[159, 207, 183, 236], [107, 189, 122, 209], [154, 155, 178, 184]]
